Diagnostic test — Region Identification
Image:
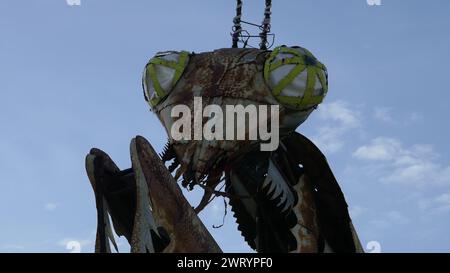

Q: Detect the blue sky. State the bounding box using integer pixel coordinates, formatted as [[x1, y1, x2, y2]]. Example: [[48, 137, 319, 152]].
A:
[[1, 0, 450, 253]]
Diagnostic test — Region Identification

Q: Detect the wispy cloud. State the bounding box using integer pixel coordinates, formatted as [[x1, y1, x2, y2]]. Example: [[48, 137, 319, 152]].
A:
[[311, 100, 361, 153], [369, 210, 410, 230], [353, 137, 450, 186], [373, 106, 423, 126], [386, 210, 410, 225], [373, 107, 394, 124], [406, 112, 424, 124], [435, 193, 450, 207], [419, 193, 450, 214], [349, 205, 366, 219], [353, 137, 400, 161], [44, 202, 59, 211]]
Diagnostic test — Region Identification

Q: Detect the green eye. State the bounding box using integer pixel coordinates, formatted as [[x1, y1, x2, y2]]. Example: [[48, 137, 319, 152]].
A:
[[264, 46, 328, 111], [142, 51, 190, 107]]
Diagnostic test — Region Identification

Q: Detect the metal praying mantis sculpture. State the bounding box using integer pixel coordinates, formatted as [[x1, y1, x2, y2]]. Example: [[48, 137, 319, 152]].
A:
[[85, 1, 364, 253]]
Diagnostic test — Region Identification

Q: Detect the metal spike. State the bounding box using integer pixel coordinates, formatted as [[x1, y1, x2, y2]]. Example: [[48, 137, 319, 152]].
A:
[[158, 142, 169, 158], [160, 140, 176, 162], [279, 196, 292, 213], [270, 181, 282, 201], [276, 191, 287, 207], [262, 175, 271, 188], [263, 177, 276, 199], [268, 182, 278, 197], [285, 196, 293, 212]]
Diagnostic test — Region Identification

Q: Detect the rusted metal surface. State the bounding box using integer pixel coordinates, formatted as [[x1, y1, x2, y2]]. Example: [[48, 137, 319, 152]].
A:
[[153, 48, 282, 189], [86, 138, 222, 253], [86, 132, 362, 253], [86, 149, 124, 253], [282, 132, 364, 253], [129, 144, 160, 253], [156, 48, 275, 108], [85, 40, 363, 253], [150, 49, 318, 215], [289, 174, 320, 253], [131, 136, 222, 253], [85, 47, 362, 253]]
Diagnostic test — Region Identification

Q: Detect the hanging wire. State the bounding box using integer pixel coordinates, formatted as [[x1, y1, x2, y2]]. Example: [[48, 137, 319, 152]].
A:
[[230, 0, 274, 50], [212, 197, 228, 229], [232, 0, 243, 48], [259, 0, 272, 50]]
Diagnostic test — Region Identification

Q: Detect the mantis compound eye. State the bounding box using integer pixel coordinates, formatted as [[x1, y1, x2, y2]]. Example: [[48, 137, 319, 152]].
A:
[[142, 50, 190, 107], [264, 46, 328, 111]]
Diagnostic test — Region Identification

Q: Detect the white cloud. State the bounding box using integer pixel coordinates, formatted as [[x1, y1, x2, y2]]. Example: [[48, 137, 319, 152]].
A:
[[353, 138, 400, 161], [373, 106, 424, 126], [318, 100, 360, 128], [418, 193, 450, 214], [353, 137, 450, 186], [349, 205, 366, 219], [369, 219, 390, 229], [435, 193, 450, 205], [44, 202, 58, 211], [311, 100, 361, 153], [433, 193, 450, 212], [66, 0, 81, 6], [386, 211, 410, 225], [373, 107, 394, 124], [430, 193, 450, 212], [369, 210, 409, 230], [406, 112, 424, 124]]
